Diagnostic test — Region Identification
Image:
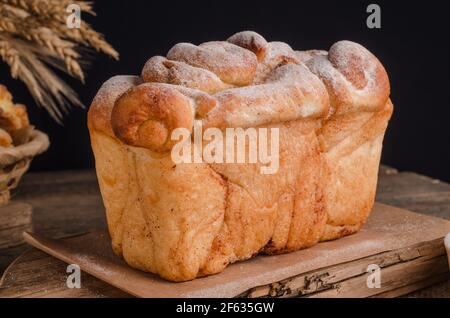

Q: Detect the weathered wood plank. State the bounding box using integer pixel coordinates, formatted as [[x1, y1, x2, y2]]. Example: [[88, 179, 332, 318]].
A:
[[372, 273, 450, 298], [377, 170, 450, 195], [0, 245, 27, 275], [0, 246, 129, 298], [376, 169, 450, 220], [0, 165, 449, 297], [307, 256, 449, 298], [2, 235, 448, 298], [240, 238, 448, 298]]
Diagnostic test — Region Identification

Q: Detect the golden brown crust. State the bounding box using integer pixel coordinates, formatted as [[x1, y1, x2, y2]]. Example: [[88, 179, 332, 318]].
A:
[[305, 41, 390, 114], [86, 34, 392, 150], [321, 223, 362, 241], [100, 33, 391, 153], [203, 63, 329, 129], [0, 84, 31, 148], [295, 49, 327, 63], [167, 41, 258, 86], [0, 85, 12, 101], [252, 42, 300, 84], [111, 83, 195, 152], [320, 100, 393, 242], [141, 56, 232, 94], [227, 31, 268, 61], [0, 85, 29, 132], [110, 36, 333, 152], [88, 31, 394, 281], [0, 127, 13, 147], [320, 99, 394, 155], [88, 75, 142, 137]]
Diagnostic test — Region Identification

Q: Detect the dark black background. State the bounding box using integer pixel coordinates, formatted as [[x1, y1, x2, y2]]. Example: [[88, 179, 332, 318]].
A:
[[0, 0, 449, 182]]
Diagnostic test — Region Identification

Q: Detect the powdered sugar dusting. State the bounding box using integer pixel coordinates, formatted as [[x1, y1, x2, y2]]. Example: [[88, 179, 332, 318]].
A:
[[227, 31, 268, 61], [253, 42, 300, 84], [93, 76, 141, 109], [295, 50, 327, 63], [167, 41, 257, 86], [129, 31, 389, 127], [208, 63, 329, 128], [90, 75, 142, 134], [305, 41, 389, 113], [142, 56, 232, 93]]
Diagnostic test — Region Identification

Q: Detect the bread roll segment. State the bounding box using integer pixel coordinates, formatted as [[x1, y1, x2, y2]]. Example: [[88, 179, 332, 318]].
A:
[[227, 31, 268, 61], [88, 31, 393, 281], [88, 75, 142, 255], [111, 83, 195, 152]]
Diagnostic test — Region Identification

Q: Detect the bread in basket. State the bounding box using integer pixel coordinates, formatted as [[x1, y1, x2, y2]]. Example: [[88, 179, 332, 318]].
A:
[[88, 31, 393, 281], [0, 85, 49, 205]]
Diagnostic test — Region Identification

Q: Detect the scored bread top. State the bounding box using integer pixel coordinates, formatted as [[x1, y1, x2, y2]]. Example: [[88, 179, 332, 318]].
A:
[[88, 31, 390, 152]]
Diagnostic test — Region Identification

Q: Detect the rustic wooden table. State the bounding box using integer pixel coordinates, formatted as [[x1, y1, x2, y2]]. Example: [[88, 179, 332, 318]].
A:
[[0, 165, 449, 297]]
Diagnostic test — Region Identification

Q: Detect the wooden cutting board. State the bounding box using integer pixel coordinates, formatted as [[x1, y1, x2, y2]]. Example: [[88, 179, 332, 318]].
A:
[[0, 203, 449, 298]]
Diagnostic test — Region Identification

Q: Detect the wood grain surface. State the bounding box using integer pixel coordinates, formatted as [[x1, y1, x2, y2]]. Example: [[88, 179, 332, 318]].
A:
[[0, 202, 32, 249], [0, 165, 449, 297], [1, 206, 449, 298]]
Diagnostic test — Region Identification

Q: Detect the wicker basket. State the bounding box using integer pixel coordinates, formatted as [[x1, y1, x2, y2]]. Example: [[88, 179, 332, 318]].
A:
[[0, 129, 49, 206]]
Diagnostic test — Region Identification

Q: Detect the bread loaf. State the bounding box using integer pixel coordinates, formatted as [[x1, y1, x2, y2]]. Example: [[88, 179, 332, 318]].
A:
[[88, 31, 392, 281]]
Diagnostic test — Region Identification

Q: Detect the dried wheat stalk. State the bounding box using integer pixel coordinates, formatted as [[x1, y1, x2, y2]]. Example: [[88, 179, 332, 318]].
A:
[[0, 0, 95, 17], [0, 0, 118, 122], [0, 34, 84, 121]]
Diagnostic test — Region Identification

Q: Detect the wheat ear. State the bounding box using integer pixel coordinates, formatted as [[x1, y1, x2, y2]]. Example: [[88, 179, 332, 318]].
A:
[[0, 0, 119, 121]]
